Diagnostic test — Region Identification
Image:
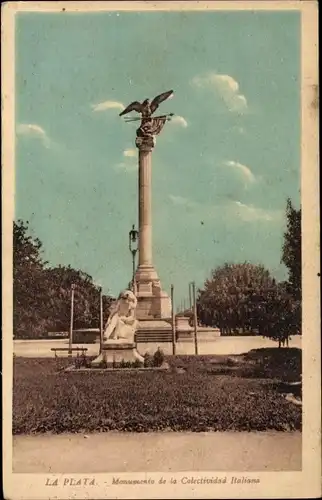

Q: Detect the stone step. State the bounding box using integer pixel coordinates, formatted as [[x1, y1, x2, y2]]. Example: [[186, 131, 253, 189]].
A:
[[135, 331, 194, 343], [135, 331, 174, 343]]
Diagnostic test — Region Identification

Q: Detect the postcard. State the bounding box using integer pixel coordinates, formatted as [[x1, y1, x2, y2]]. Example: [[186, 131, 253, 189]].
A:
[[2, 1, 320, 499]]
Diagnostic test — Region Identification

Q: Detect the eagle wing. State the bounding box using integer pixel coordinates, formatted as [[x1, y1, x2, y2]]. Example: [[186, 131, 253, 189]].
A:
[[150, 90, 174, 114], [119, 101, 143, 116]]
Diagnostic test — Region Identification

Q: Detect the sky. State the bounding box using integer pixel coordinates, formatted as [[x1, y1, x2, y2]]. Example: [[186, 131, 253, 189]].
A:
[[15, 10, 301, 303]]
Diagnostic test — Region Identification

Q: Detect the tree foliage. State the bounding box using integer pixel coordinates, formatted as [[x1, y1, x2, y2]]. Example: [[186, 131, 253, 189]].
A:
[[257, 282, 301, 346], [13, 220, 113, 338], [281, 198, 301, 300], [197, 262, 300, 345], [197, 199, 302, 345], [197, 262, 277, 334]]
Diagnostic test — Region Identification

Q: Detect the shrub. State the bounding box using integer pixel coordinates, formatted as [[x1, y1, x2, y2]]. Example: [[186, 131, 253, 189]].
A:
[[143, 352, 154, 368], [153, 348, 165, 367], [132, 358, 143, 368], [119, 360, 132, 368]]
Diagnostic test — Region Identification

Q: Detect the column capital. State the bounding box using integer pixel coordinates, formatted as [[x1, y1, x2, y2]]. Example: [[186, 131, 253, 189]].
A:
[[135, 135, 155, 151]]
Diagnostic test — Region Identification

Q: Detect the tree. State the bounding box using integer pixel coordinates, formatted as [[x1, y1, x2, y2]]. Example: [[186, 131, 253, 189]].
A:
[[13, 220, 114, 338], [197, 262, 277, 334], [197, 260, 300, 346], [13, 220, 48, 337], [257, 282, 301, 347], [281, 198, 301, 300], [43, 265, 114, 331]]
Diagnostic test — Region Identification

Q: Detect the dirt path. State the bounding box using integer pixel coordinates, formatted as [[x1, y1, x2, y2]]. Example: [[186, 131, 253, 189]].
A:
[[13, 431, 301, 473]]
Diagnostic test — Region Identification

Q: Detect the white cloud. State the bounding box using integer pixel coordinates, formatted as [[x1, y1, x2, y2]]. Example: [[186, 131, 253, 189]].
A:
[[123, 149, 137, 158], [192, 72, 248, 113], [91, 100, 125, 112], [232, 201, 280, 222], [169, 194, 191, 206], [16, 123, 50, 148], [114, 162, 137, 174], [170, 115, 188, 128], [224, 160, 256, 183], [169, 194, 200, 210], [168, 193, 280, 224]]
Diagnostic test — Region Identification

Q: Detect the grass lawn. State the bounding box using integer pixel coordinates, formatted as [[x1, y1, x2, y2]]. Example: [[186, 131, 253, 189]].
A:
[[13, 348, 301, 434]]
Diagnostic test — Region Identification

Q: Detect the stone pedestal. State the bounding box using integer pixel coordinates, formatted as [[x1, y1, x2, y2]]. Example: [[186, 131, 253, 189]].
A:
[[174, 313, 221, 339], [135, 135, 171, 320], [91, 341, 144, 367]]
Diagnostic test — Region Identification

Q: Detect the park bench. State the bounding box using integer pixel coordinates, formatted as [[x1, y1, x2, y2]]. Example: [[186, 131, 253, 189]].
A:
[[51, 347, 88, 358]]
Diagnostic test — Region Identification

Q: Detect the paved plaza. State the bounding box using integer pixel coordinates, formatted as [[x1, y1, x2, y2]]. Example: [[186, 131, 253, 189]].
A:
[[14, 335, 301, 358], [13, 431, 301, 473]]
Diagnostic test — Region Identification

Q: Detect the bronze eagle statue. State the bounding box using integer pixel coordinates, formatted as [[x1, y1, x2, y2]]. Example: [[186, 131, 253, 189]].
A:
[[119, 90, 174, 118]]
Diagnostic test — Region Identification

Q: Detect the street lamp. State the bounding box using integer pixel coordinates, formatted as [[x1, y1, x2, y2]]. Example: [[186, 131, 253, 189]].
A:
[[129, 224, 139, 292], [99, 286, 104, 354]]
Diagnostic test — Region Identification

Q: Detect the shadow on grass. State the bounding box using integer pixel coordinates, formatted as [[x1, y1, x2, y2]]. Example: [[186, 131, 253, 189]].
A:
[[13, 347, 302, 435], [165, 348, 301, 382]]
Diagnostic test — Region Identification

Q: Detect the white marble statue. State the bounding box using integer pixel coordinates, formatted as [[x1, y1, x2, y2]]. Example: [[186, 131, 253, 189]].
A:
[[104, 289, 138, 343], [91, 289, 143, 367]]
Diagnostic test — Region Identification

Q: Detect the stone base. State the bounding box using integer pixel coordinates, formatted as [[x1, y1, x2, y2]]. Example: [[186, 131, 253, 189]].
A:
[[136, 293, 172, 320], [177, 326, 221, 338], [91, 341, 144, 367], [135, 317, 221, 342], [135, 265, 171, 320], [134, 318, 173, 343]]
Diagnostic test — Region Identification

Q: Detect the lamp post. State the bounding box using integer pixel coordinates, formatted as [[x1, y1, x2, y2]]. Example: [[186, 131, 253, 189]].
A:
[[129, 224, 139, 292], [189, 282, 193, 311], [171, 285, 176, 355], [192, 281, 199, 355], [99, 286, 104, 354]]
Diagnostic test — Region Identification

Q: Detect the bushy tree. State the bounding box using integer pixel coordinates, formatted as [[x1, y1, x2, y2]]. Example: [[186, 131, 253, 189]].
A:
[[42, 266, 106, 331], [197, 260, 301, 345], [13, 220, 48, 337], [257, 282, 301, 347], [13, 220, 113, 338], [197, 262, 277, 334], [282, 199, 301, 300]]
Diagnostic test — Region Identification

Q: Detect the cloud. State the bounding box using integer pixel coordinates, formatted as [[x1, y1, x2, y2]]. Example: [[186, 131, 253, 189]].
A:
[[169, 194, 200, 211], [192, 72, 248, 113], [170, 115, 188, 128], [123, 149, 137, 158], [16, 123, 51, 148], [115, 148, 137, 173], [91, 100, 125, 112], [114, 162, 137, 174], [169, 195, 191, 206], [232, 201, 280, 222], [169, 193, 280, 224], [224, 160, 256, 183]]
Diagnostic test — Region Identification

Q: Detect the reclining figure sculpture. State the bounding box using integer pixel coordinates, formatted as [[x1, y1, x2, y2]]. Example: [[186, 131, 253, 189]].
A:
[[104, 289, 138, 343]]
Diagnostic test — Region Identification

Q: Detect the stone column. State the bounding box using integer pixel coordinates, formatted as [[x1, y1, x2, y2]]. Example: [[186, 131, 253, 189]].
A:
[[134, 135, 171, 319], [135, 136, 158, 286], [138, 138, 153, 268]]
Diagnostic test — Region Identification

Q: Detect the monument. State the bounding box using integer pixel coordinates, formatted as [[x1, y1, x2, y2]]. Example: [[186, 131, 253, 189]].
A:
[[91, 289, 144, 366], [119, 91, 175, 335], [89, 89, 219, 356]]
